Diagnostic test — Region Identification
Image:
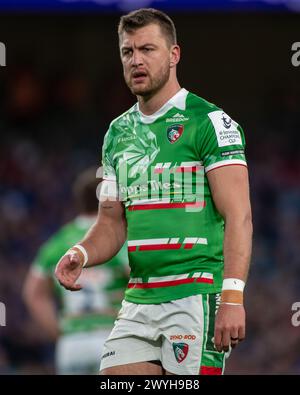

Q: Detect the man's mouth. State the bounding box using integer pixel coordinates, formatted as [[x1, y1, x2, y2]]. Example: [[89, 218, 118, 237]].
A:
[[132, 71, 148, 83]]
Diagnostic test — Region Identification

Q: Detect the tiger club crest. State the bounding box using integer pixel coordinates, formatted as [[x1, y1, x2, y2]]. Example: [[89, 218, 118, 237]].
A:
[[167, 124, 184, 144]]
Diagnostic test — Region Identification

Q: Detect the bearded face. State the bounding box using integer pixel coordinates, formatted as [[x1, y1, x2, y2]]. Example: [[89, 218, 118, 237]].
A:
[[120, 24, 172, 98]]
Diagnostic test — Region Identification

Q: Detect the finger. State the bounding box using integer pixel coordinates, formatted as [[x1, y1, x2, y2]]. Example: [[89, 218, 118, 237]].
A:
[[55, 255, 82, 290], [214, 327, 223, 352], [55, 269, 67, 284], [59, 280, 82, 292], [238, 326, 246, 342], [230, 329, 239, 348], [70, 283, 82, 291], [58, 278, 73, 289], [56, 267, 71, 285], [54, 256, 70, 279], [221, 328, 231, 352], [57, 272, 80, 290], [69, 253, 80, 265], [230, 339, 239, 348], [56, 256, 79, 282]]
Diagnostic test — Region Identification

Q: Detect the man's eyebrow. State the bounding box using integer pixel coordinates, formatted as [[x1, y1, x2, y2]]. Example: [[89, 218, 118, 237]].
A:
[[121, 43, 157, 51], [139, 43, 157, 49]]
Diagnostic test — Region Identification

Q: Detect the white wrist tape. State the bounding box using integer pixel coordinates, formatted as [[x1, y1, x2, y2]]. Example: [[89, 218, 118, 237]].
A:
[[71, 244, 89, 267], [222, 278, 245, 292]]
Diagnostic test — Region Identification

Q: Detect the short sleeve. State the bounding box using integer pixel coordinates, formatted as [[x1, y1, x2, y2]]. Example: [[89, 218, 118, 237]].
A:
[[100, 128, 118, 200], [199, 110, 247, 173], [102, 129, 117, 182]]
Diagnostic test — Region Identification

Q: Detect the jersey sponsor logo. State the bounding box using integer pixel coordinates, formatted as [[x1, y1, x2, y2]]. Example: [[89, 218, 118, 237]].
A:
[[170, 334, 196, 341], [167, 124, 184, 143], [118, 135, 136, 143], [166, 113, 189, 123], [172, 342, 189, 363], [208, 110, 242, 148]]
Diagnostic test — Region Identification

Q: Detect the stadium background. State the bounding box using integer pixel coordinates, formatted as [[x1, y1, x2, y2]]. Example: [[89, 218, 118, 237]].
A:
[[0, 0, 300, 374]]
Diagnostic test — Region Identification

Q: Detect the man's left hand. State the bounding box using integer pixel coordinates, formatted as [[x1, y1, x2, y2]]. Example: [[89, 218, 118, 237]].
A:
[[214, 303, 245, 352]]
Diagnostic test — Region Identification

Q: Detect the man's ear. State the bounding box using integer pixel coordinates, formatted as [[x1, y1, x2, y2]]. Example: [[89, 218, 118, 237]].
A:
[[170, 45, 181, 68]]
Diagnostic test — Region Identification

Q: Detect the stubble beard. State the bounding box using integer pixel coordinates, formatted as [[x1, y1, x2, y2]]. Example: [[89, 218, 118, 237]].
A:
[[126, 63, 170, 99]]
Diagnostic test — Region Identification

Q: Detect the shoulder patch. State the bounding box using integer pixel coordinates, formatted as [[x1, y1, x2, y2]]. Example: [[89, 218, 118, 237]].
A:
[[208, 110, 242, 147]]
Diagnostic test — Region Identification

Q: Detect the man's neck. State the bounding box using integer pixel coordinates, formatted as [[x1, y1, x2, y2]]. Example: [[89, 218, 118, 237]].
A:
[[137, 80, 181, 116]]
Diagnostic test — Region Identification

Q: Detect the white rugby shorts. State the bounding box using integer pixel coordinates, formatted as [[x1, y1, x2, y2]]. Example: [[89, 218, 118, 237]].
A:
[[100, 294, 229, 375]]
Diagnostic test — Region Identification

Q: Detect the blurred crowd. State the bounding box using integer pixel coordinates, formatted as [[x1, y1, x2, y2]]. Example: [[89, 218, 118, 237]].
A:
[[0, 67, 300, 374]]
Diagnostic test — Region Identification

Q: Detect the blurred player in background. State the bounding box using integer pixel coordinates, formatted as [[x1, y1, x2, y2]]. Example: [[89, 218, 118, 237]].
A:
[[23, 167, 129, 374], [55, 8, 252, 375]]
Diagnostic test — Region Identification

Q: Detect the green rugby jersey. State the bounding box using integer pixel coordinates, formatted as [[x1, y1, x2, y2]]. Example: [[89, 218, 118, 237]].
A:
[[32, 216, 129, 334], [101, 88, 247, 304]]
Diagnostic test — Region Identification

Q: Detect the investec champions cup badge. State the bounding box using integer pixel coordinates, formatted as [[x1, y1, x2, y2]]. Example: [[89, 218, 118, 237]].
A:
[[167, 124, 184, 144], [221, 112, 232, 129], [172, 342, 189, 363]]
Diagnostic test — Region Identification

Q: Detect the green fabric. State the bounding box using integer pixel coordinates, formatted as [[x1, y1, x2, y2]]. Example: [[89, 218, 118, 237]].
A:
[[102, 89, 247, 304], [200, 293, 225, 369]]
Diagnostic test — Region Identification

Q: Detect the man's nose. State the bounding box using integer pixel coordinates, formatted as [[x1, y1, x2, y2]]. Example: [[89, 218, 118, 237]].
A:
[[132, 50, 143, 66]]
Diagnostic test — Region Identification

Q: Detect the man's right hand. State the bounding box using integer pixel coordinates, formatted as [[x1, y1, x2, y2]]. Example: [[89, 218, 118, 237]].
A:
[[54, 251, 84, 291]]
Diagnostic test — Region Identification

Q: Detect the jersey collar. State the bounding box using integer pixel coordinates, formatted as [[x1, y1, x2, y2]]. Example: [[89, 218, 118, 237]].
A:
[[135, 88, 189, 124]]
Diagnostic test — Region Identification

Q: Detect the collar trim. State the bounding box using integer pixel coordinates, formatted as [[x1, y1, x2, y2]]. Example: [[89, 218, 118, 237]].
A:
[[137, 88, 188, 124]]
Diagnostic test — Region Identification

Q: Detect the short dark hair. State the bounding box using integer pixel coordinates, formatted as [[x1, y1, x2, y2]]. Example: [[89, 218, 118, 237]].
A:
[[73, 167, 100, 215], [118, 8, 177, 47]]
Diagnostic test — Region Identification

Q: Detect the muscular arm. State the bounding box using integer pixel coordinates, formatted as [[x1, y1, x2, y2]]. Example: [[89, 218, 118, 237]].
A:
[[55, 199, 127, 291], [207, 165, 253, 352], [79, 199, 127, 267], [207, 165, 252, 281]]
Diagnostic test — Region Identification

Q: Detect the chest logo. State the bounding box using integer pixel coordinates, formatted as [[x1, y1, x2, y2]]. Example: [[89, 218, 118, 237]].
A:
[[167, 124, 184, 144]]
